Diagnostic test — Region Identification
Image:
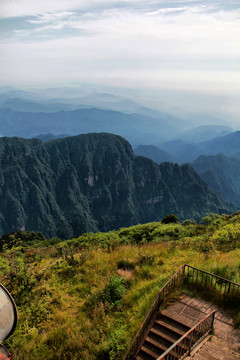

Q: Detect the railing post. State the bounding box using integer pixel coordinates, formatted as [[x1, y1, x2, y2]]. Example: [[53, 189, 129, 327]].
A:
[[188, 331, 193, 355], [123, 265, 240, 360], [211, 311, 216, 331]]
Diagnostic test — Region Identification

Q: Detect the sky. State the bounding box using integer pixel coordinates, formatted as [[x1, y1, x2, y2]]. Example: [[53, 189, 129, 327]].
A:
[[0, 0, 239, 121]]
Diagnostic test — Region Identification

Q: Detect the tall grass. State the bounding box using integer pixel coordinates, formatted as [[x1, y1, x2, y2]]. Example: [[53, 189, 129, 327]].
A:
[[0, 213, 240, 359]]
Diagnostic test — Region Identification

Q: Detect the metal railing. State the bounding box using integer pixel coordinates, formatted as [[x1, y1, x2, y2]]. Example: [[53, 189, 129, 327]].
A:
[[122, 265, 185, 360], [157, 310, 216, 360], [184, 264, 240, 300], [122, 264, 240, 360]]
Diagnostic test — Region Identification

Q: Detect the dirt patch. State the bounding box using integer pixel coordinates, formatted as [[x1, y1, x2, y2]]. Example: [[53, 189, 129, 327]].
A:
[[117, 268, 134, 279]]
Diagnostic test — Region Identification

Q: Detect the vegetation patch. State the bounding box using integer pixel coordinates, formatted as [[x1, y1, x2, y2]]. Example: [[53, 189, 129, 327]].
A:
[[1, 212, 240, 360]]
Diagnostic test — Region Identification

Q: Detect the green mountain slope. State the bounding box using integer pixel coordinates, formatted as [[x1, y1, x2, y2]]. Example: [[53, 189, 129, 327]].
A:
[[0, 133, 235, 238], [192, 154, 240, 206]]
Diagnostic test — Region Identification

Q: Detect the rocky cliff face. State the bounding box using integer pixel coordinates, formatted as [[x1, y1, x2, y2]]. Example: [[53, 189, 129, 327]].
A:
[[0, 133, 234, 238]]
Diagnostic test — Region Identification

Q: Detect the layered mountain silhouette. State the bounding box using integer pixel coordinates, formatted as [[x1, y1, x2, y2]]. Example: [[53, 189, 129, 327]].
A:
[[192, 154, 240, 206], [0, 133, 234, 238], [0, 107, 177, 145], [134, 145, 176, 163], [174, 125, 232, 143], [161, 131, 240, 163]]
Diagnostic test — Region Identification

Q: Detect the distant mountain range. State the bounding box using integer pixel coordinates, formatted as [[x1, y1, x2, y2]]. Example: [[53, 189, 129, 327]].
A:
[[160, 131, 240, 164], [0, 97, 235, 147], [0, 106, 181, 145], [174, 125, 232, 143], [134, 145, 176, 163], [135, 131, 240, 208], [0, 97, 82, 113], [0, 133, 234, 238], [0, 88, 231, 144]]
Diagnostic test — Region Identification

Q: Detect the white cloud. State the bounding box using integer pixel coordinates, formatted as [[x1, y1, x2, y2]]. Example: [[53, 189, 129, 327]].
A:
[[0, 0, 142, 19], [0, 1, 239, 120], [1, 0, 238, 19], [28, 12, 75, 25], [147, 7, 189, 15]]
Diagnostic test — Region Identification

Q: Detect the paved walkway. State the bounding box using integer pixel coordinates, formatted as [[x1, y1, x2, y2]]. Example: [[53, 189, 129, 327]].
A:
[[162, 295, 240, 359]]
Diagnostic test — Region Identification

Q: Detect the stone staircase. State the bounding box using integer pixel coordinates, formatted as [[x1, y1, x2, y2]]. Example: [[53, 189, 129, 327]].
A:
[[123, 265, 240, 360], [191, 336, 240, 360], [136, 313, 190, 360], [135, 295, 240, 360]]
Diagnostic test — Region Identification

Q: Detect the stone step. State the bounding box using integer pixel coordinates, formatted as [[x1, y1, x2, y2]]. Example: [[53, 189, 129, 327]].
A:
[[192, 354, 208, 360], [136, 313, 190, 360], [192, 335, 240, 360], [151, 322, 180, 343], [157, 314, 191, 335], [137, 349, 155, 360], [145, 335, 169, 353], [211, 335, 240, 356], [140, 345, 160, 359]]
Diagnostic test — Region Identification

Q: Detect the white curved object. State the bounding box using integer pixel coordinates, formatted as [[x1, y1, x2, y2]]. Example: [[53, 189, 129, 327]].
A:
[[0, 284, 17, 342]]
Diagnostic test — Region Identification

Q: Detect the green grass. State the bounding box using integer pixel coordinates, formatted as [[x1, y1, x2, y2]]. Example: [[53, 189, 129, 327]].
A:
[[1, 213, 240, 359]]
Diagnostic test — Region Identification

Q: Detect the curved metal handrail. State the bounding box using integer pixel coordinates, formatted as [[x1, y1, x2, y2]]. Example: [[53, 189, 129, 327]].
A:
[[123, 263, 240, 360], [122, 264, 186, 360]]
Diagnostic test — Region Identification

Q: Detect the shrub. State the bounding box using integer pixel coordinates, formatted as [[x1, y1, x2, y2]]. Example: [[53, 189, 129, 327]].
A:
[[200, 213, 221, 226], [150, 224, 185, 240], [210, 223, 240, 251], [87, 276, 127, 312], [117, 223, 160, 243], [103, 276, 126, 309], [193, 235, 213, 256], [161, 214, 178, 224], [0, 230, 46, 250], [182, 219, 196, 226]]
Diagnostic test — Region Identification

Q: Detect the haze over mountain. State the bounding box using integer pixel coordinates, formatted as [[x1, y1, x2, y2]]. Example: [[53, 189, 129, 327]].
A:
[[0, 84, 238, 131], [0, 97, 82, 113], [134, 145, 176, 164], [0, 87, 238, 150], [0, 107, 179, 145], [0, 133, 234, 238], [174, 125, 232, 143], [160, 131, 240, 164]]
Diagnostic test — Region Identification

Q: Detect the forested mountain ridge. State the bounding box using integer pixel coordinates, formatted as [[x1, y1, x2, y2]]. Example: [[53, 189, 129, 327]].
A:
[[0, 133, 234, 238], [161, 131, 240, 164], [192, 154, 240, 206]]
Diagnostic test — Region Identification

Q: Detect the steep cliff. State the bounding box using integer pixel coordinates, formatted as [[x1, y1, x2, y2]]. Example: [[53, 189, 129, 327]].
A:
[[0, 133, 234, 237]]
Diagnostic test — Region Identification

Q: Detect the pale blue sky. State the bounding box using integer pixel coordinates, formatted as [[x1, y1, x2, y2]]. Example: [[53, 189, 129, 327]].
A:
[[0, 0, 239, 121]]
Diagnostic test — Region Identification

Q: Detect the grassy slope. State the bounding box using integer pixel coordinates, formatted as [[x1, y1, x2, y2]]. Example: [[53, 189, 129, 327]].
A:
[[1, 213, 240, 360]]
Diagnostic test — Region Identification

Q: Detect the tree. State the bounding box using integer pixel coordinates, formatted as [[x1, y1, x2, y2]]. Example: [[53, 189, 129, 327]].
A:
[[161, 214, 178, 224]]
